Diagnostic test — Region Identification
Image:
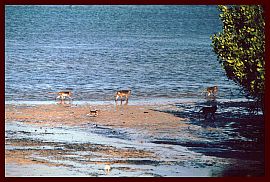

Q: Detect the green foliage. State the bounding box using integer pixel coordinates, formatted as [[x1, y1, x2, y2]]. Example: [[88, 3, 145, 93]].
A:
[[211, 5, 265, 107]]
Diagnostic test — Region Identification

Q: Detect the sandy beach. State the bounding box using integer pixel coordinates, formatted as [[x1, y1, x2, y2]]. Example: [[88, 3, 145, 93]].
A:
[[5, 102, 184, 131], [5, 100, 264, 177]]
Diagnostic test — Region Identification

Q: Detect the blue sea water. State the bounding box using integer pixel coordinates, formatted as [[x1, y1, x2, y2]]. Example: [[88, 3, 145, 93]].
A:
[[5, 5, 243, 102]]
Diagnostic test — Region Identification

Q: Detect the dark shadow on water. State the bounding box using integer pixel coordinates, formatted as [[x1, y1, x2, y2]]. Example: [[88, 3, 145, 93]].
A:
[[217, 162, 265, 176], [151, 100, 264, 162]]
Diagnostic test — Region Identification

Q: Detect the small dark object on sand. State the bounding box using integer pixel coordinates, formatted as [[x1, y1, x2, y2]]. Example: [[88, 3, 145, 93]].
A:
[[199, 105, 217, 120], [89, 109, 100, 117]]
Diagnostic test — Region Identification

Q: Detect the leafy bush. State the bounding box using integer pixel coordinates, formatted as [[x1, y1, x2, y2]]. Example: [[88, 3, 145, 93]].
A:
[[211, 5, 265, 112]]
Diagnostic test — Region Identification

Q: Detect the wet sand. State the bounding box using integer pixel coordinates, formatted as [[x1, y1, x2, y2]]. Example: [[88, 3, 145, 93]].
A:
[[5, 101, 264, 177], [5, 103, 185, 134]]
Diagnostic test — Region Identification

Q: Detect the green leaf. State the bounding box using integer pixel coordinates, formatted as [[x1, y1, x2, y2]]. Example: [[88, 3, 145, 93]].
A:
[[210, 5, 265, 100]]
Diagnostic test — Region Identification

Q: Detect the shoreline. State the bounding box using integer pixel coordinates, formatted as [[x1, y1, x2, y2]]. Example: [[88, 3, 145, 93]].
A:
[[5, 97, 250, 105], [5, 99, 264, 177]]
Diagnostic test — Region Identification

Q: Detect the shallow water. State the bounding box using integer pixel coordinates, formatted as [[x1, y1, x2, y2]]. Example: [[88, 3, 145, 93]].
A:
[[5, 5, 245, 101], [5, 121, 223, 177], [5, 109, 264, 177], [5, 97, 249, 106]]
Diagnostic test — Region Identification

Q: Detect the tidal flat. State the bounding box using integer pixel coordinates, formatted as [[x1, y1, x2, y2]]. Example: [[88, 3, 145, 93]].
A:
[[5, 101, 264, 177]]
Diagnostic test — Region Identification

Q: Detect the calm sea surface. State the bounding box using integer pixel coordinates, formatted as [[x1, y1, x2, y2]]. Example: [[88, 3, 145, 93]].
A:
[[5, 5, 243, 102]]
